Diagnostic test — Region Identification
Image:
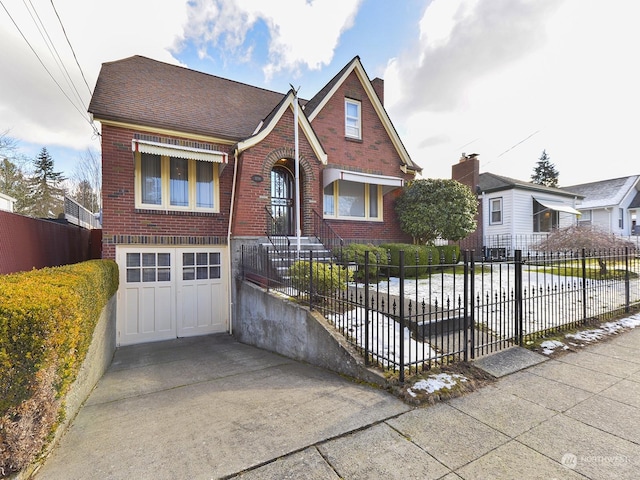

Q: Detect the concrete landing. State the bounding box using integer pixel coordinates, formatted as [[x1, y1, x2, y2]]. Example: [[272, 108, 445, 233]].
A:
[[474, 346, 548, 377]]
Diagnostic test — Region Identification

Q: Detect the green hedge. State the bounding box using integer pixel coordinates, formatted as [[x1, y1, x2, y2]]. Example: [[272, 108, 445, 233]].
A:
[[381, 244, 461, 277], [0, 260, 118, 476], [335, 243, 388, 281]]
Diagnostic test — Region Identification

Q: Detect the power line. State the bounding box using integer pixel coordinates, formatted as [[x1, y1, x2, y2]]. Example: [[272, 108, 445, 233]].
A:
[[0, 0, 99, 136], [23, 0, 87, 112], [50, 0, 93, 97]]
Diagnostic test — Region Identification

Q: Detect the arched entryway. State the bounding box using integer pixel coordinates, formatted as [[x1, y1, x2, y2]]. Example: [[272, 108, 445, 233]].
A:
[[270, 160, 298, 236]]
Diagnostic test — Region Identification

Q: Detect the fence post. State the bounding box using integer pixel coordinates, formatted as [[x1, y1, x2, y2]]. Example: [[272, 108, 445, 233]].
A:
[[625, 247, 630, 313], [399, 250, 405, 383], [470, 250, 476, 360], [364, 250, 370, 366], [309, 249, 313, 311], [581, 248, 587, 321], [514, 250, 523, 346], [463, 250, 469, 362]]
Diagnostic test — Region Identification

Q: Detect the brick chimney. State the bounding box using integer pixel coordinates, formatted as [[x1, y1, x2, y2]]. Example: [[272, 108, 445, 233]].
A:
[[371, 78, 384, 105], [452, 153, 482, 252]]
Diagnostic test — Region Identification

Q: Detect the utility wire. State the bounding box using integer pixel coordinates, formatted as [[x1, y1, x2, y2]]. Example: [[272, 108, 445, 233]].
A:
[[23, 0, 87, 112], [50, 0, 93, 97], [0, 0, 98, 135]]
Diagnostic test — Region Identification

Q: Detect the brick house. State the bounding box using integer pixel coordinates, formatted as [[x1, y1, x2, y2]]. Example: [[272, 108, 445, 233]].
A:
[[89, 55, 420, 345]]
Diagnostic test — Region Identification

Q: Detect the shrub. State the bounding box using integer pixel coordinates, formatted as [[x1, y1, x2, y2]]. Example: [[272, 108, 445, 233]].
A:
[[381, 244, 461, 277], [335, 243, 388, 281], [288, 260, 349, 300], [0, 260, 118, 477]]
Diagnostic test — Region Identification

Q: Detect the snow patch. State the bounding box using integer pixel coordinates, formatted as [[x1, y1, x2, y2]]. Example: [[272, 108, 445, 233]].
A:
[[540, 340, 567, 355], [408, 373, 468, 396]]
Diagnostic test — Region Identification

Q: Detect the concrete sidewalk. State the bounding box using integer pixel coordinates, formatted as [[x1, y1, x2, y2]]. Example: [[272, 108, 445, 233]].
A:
[[35, 328, 640, 479]]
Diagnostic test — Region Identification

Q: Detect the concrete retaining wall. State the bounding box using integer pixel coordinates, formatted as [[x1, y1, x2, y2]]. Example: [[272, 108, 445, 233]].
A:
[[234, 279, 385, 386]]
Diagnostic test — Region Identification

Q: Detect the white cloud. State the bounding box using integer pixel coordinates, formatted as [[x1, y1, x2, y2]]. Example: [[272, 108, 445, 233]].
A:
[[0, 0, 186, 155], [386, 0, 640, 185], [176, 0, 362, 80]]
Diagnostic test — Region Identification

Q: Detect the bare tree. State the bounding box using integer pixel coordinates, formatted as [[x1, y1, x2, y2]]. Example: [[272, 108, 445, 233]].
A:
[[70, 148, 101, 212], [536, 224, 634, 274]]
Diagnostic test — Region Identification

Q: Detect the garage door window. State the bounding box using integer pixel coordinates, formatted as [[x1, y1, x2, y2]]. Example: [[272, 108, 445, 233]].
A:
[[182, 252, 221, 280], [126, 252, 171, 282]]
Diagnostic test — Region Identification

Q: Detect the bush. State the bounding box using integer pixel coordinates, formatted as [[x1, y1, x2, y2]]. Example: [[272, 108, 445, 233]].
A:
[[381, 244, 461, 277], [0, 260, 118, 477], [288, 260, 350, 300], [335, 243, 388, 281]]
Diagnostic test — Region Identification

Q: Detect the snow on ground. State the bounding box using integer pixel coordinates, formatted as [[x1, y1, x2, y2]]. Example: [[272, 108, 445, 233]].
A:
[[407, 373, 468, 397], [539, 313, 640, 354], [327, 307, 437, 367]]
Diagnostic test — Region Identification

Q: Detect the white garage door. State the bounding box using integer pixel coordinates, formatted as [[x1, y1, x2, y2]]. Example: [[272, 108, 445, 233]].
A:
[[116, 246, 229, 346]]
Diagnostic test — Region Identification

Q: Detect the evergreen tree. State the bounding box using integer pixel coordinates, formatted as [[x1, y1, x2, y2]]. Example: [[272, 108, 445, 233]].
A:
[[28, 147, 66, 218], [531, 150, 559, 187]]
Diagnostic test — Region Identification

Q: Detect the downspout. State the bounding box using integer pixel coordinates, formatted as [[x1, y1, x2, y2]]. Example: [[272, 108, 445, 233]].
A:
[[226, 149, 240, 335]]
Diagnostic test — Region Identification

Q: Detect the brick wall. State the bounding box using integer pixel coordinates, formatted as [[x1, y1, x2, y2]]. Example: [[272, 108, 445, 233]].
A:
[[232, 108, 322, 237], [452, 156, 483, 251], [100, 125, 234, 259], [311, 70, 415, 243], [0, 211, 96, 274]]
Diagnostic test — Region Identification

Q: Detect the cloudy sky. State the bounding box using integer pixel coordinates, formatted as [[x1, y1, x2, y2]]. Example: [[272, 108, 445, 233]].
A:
[[1, 0, 638, 187]]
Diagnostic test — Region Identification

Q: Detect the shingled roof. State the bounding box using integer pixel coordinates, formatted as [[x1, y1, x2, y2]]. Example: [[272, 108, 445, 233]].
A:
[[562, 175, 640, 209], [478, 172, 583, 199], [88, 55, 287, 141]]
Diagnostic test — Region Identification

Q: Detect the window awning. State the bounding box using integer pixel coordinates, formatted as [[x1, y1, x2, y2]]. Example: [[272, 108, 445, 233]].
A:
[[323, 168, 404, 194], [533, 197, 581, 215], [132, 139, 228, 163]]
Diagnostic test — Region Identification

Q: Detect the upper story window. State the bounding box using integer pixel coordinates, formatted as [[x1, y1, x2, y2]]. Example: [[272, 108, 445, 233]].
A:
[[136, 152, 219, 212], [489, 197, 503, 225], [345, 99, 361, 139], [533, 199, 558, 232], [323, 180, 381, 221]]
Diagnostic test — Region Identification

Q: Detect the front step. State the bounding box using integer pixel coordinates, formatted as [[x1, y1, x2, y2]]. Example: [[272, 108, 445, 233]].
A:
[[260, 237, 335, 276]]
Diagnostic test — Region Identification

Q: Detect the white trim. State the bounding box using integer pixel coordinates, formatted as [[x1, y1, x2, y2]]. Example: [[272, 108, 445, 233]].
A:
[[345, 98, 361, 139], [132, 139, 227, 163], [323, 168, 404, 194], [236, 91, 328, 164]]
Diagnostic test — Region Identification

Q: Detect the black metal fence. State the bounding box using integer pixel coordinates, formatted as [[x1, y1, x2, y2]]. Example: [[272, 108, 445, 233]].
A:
[[242, 246, 640, 381]]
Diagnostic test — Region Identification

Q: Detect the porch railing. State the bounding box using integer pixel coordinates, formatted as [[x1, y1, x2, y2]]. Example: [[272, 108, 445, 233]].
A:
[[312, 209, 343, 254], [264, 205, 290, 252]]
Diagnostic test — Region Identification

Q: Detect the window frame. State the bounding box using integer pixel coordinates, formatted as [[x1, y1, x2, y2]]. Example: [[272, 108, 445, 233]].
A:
[[135, 152, 220, 213], [323, 179, 382, 221], [533, 199, 559, 233], [489, 197, 503, 225], [619, 208, 624, 229], [345, 98, 362, 140]]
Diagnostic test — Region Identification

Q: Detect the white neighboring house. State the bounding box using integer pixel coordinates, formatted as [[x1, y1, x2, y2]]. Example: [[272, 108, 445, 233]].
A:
[[0, 192, 16, 212], [478, 172, 583, 256], [563, 175, 640, 236]]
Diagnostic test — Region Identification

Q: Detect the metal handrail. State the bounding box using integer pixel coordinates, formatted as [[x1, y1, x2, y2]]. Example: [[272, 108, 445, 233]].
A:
[[312, 209, 343, 255], [264, 205, 291, 252]]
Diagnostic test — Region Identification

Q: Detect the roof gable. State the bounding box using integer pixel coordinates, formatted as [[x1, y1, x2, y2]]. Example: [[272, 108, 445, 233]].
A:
[[304, 56, 420, 173], [88, 55, 286, 141], [562, 175, 640, 209], [236, 90, 327, 164], [479, 172, 583, 199]]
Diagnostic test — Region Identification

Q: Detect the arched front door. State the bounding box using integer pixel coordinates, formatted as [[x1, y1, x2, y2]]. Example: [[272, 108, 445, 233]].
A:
[[270, 163, 295, 236]]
